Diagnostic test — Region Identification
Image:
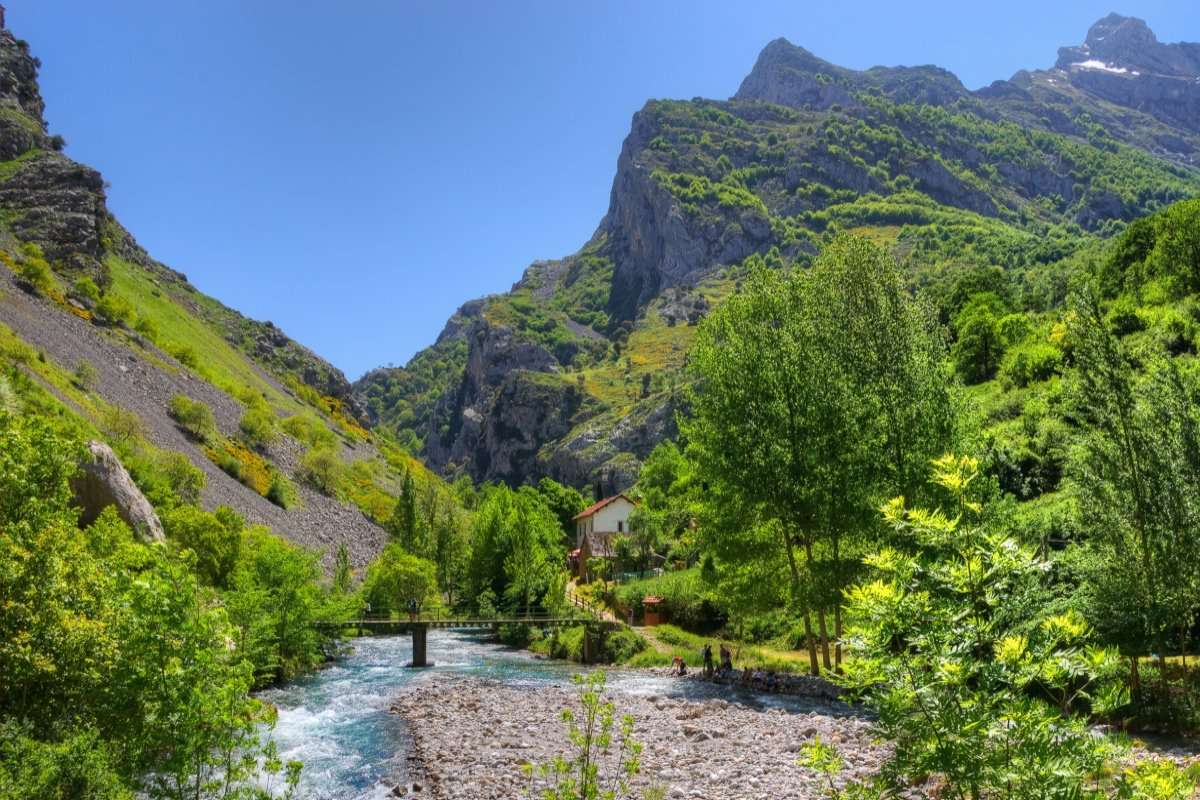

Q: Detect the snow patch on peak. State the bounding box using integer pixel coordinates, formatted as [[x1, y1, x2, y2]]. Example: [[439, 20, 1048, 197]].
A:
[[1073, 59, 1129, 74]]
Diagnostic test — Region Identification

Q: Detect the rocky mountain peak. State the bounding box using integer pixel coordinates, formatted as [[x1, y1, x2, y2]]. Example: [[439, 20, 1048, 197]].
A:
[[1056, 13, 1200, 78]]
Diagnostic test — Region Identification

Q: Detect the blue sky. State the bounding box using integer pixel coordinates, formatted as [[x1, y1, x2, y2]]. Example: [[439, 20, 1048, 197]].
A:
[[10, 1, 1196, 378]]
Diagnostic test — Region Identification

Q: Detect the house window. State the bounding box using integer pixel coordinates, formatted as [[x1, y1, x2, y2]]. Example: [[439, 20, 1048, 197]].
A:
[[617, 521, 623, 533]]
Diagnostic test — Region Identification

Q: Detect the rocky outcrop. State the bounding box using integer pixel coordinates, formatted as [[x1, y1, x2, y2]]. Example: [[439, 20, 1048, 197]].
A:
[[424, 318, 596, 484], [1053, 14, 1200, 136], [0, 152, 107, 274], [71, 440, 165, 543]]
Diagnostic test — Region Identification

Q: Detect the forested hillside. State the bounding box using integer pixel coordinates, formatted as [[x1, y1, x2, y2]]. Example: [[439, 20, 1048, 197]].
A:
[[355, 13, 1200, 491]]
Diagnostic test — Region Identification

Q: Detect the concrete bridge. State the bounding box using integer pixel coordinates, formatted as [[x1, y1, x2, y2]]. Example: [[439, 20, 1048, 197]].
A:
[[314, 616, 622, 667]]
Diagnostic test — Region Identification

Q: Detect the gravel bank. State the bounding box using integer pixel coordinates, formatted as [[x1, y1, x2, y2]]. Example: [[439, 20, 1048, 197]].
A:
[[388, 673, 885, 799]]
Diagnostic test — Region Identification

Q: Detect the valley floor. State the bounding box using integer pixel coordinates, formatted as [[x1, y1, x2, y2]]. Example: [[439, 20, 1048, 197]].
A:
[[388, 672, 883, 799]]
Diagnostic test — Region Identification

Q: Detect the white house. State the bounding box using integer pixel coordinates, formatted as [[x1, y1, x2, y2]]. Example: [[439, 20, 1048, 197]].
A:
[[571, 494, 636, 579]]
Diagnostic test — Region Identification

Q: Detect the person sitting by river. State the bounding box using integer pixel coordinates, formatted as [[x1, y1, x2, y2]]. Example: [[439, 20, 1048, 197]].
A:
[[719, 644, 733, 672], [702, 643, 714, 677], [740, 667, 753, 686]]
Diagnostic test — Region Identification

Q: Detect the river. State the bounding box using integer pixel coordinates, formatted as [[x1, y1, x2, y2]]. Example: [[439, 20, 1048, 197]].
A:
[[257, 629, 833, 799]]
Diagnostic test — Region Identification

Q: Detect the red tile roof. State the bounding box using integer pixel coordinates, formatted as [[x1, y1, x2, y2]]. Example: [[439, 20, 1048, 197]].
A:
[[572, 493, 635, 521]]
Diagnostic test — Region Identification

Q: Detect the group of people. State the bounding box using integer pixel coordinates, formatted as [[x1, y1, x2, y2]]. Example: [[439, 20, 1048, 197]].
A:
[[668, 643, 791, 694], [671, 642, 735, 677]]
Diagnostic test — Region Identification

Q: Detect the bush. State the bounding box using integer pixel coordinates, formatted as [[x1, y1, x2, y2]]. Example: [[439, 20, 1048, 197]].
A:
[[1106, 296, 1145, 336], [71, 360, 97, 391], [168, 343, 198, 368], [281, 413, 335, 448], [266, 471, 298, 509], [71, 276, 100, 305], [132, 315, 158, 343], [16, 253, 53, 296], [94, 293, 133, 327], [167, 394, 217, 442], [298, 445, 344, 495], [162, 505, 243, 588], [999, 340, 1063, 387], [238, 405, 278, 450]]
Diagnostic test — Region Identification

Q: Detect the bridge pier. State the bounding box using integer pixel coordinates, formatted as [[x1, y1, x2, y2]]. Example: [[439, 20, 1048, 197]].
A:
[[409, 623, 430, 668]]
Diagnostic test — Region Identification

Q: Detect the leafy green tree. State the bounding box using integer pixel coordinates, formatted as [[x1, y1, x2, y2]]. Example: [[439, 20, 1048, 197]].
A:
[[362, 543, 438, 616], [952, 303, 1002, 382], [836, 454, 1128, 799], [1067, 290, 1200, 682], [388, 467, 419, 548], [15, 243, 54, 296], [0, 412, 301, 798], [468, 485, 563, 613], [226, 527, 324, 684], [687, 235, 950, 674], [94, 294, 134, 327], [332, 542, 353, 594], [167, 395, 217, 442], [162, 504, 243, 588], [537, 477, 586, 542]]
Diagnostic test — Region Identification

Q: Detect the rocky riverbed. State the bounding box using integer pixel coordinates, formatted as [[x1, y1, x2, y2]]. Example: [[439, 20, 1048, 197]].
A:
[[388, 673, 886, 799]]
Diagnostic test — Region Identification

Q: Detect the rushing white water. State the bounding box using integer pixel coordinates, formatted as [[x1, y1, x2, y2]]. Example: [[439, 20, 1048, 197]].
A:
[[257, 629, 824, 799]]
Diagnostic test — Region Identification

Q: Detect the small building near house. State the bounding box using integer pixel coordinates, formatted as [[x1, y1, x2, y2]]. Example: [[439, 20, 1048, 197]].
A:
[[642, 595, 664, 626], [573, 494, 636, 580]]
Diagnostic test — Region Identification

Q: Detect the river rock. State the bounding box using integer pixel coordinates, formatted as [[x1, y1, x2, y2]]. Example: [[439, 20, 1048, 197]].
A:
[[71, 440, 165, 542]]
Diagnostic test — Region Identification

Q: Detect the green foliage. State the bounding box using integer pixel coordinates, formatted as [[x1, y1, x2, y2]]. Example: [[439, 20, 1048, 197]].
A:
[[332, 543, 353, 594], [162, 504, 244, 588], [71, 276, 101, 304], [281, 413, 336, 448], [14, 243, 53, 296], [266, 470, 298, 509], [686, 235, 952, 674], [225, 526, 326, 684], [999, 339, 1063, 388], [467, 484, 564, 614], [298, 445, 345, 495], [838, 454, 1128, 798], [1101, 199, 1200, 298], [1067, 290, 1200, 663], [238, 403, 279, 450], [537, 477, 586, 540], [362, 543, 438, 615], [0, 412, 302, 798], [94, 293, 134, 327], [521, 672, 658, 800], [71, 359, 98, 391], [167, 394, 217, 442]]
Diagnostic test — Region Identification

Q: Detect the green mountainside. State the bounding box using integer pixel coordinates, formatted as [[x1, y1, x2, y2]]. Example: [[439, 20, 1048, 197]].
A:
[[354, 13, 1200, 491], [0, 25, 461, 569]]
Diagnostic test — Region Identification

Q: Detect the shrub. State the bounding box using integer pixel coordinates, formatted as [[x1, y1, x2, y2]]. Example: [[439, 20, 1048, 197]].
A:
[[266, 471, 298, 509], [167, 394, 217, 442], [94, 294, 133, 327], [71, 360, 98, 391], [238, 405, 278, 450], [281, 413, 335, 448], [132, 315, 158, 343], [168, 343, 198, 368], [16, 252, 53, 296], [99, 405, 145, 445], [71, 276, 101, 305], [298, 445, 344, 495], [999, 340, 1063, 387], [1106, 296, 1145, 336], [162, 505, 243, 588]]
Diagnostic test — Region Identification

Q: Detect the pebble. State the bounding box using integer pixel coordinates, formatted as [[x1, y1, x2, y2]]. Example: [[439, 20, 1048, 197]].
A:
[[389, 673, 885, 799]]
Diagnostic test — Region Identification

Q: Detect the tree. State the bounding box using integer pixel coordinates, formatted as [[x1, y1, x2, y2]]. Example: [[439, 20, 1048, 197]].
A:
[[332, 542, 353, 594], [1067, 289, 1200, 684], [686, 236, 951, 674], [467, 485, 563, 614], [238, 405, 279, 450], [388, 468, 419, 548], [536, 477, 586, 544], [161, 504, 243, 588], [363, 544, 437, 616], [298, 445, 344, 495], [167, 395, 217, 443], [834, 454, 1127, 799]]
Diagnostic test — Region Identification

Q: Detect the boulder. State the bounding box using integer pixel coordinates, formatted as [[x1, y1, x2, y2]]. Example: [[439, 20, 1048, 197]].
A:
[[70, 440, 165, 543]]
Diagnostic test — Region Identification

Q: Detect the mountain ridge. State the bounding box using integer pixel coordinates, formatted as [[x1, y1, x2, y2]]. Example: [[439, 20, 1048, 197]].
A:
[[354, 13, 1200, 490]]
